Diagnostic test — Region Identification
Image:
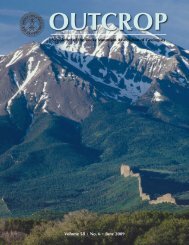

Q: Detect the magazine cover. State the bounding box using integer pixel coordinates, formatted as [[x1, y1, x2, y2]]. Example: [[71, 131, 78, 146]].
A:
[[0, 0, 189, 244]]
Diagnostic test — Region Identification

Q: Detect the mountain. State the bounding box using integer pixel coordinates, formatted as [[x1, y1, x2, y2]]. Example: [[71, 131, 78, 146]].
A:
[[0, 25, 189, 216]]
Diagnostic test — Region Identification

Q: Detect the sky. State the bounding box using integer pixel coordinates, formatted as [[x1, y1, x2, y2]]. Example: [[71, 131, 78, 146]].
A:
[[0, 0, 188, 54]]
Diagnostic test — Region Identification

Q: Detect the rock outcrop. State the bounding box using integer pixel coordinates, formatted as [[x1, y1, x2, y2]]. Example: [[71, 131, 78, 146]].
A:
[[121, 164, 176, 205], [149, 193, 176, 205], [121, 165, 150, 201]]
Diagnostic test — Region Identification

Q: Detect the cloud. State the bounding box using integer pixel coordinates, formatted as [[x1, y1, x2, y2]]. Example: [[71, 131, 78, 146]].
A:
[[0, 9, 26, 17], [0, 23, 18, 32]]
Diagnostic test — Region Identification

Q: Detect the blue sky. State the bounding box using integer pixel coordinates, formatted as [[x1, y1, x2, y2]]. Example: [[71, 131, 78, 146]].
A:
[[0, 0, 188, 54]]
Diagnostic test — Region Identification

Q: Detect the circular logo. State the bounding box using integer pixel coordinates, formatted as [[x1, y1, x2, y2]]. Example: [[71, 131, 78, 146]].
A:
[[20, 12, 44, 37]]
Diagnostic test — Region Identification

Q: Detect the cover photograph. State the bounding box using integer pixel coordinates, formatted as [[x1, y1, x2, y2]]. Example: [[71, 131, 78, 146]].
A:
[[0, 0, 189, 244]]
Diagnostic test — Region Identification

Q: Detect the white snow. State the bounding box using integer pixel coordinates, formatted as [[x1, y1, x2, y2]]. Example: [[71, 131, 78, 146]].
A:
[[26, 44, 39, 56], [52, 42, 154, 101], [182, 57, 189, 70], [0, 56, 6, 64], [13, 73, 20, 88], [90, 104, 94, 112], [41, 25, 184, 103], [6, 50, 23, 67], [41, 82, 49, 113], [42, 100, 48, 113], [34, 81, 49, 113], [7, 57, 40, 112], [42, 82, 48, 93], [119, 79, 151, 101], [152, 91, 164, 102], [163, 40, 175, 48]]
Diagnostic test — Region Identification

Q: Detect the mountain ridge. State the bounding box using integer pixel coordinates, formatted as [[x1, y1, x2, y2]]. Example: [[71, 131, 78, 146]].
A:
[[0, 26, 188, 126]]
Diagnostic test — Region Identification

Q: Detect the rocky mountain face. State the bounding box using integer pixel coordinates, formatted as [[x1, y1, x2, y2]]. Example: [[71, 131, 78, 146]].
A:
[[0, 25, 189, 126], [0, 25, 189, 215]]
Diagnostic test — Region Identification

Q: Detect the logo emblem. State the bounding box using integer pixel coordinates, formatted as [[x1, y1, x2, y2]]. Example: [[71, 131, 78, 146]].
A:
[[20, 12, 44, 37]]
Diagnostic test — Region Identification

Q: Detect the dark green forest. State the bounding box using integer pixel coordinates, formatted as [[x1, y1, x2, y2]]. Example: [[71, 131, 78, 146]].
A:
[[0, 102, 189, 216], [0, 210, 189, 244]]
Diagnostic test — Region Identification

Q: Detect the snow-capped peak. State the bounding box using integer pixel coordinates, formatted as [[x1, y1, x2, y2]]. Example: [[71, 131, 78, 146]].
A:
[[0, 24, 188, 122], [40, 24, 188, 102]]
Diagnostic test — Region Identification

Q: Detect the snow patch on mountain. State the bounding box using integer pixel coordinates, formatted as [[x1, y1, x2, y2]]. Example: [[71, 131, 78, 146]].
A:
[[26, 44, 39, 56], [182, 57, 189, 70], [119, 79, 151, 101], [42, 25, 186, 103], [0, 56, 6, 64], [152, 91, 164, 102], [34, 81, 49, 113], [13, 72, 20, 88], [6, 50, 23, 67], [0, 24, 188, 121], [7, 57, 40, 113]]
